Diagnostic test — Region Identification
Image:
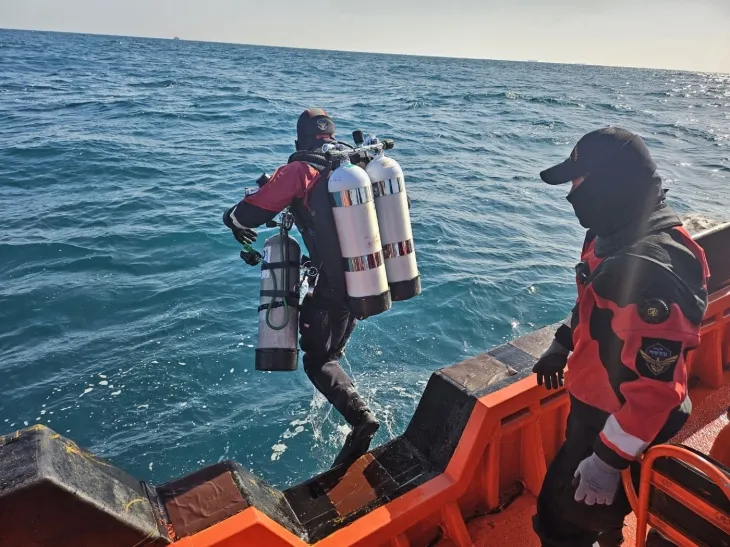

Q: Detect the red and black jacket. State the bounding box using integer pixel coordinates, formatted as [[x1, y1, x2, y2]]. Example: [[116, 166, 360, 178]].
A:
[[554, 206, 710, 469], [223, 159, 350, 303]]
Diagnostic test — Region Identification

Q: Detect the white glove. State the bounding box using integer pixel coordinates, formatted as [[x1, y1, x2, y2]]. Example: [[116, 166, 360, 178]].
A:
[[573, 453, 621, 505]]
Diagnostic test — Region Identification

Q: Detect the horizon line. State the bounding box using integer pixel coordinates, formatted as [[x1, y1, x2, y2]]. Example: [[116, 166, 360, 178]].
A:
[[1, 26, 728, 76]]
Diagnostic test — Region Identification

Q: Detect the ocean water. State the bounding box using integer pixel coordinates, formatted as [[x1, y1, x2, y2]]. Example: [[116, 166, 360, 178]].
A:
[[1, 29, 728, 488]]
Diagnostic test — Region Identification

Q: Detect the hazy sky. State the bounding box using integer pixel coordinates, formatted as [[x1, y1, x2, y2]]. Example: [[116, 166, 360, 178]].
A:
[[2, 0, 729, 72]]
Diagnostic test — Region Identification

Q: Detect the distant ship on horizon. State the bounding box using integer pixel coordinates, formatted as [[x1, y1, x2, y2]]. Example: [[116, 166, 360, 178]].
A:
[[173, 36, 180, 40]]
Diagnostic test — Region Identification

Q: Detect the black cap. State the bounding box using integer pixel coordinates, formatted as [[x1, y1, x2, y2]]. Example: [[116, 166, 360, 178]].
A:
[[296, 108, 336, 144], [540, 127, 657, 185]]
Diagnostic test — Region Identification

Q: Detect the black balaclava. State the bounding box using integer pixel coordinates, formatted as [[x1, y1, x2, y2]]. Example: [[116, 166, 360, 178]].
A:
[[566, 168, 664, 236], [295, 108, 336, 151]]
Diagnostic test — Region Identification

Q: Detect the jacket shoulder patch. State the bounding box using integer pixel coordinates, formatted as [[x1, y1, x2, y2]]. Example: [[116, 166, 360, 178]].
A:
[[636, 338, 682, 381]]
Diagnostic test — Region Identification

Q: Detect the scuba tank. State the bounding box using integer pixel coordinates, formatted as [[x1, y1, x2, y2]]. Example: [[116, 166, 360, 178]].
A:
[[253, 212, 302, 371], [365, 147, 421, 301], [328, 156, 391, 319]]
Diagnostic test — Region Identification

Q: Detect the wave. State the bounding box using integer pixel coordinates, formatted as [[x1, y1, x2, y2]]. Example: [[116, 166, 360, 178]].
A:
[[128, 79, 179, 89]]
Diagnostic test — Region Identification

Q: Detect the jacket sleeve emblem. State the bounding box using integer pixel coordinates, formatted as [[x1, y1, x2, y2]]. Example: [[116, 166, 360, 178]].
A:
[[637, 339, 681, 379]]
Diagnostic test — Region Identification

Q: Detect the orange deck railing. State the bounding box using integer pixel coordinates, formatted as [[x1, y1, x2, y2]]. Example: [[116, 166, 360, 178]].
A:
[[623, 444, 730, 547]]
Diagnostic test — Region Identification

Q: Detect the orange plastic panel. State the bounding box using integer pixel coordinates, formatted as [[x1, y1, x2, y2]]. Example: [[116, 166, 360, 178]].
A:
[[174, 508, 308, 547]]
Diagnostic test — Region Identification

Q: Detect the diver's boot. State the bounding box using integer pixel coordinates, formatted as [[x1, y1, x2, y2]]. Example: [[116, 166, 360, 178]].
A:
[[331, 410, 380, 469]]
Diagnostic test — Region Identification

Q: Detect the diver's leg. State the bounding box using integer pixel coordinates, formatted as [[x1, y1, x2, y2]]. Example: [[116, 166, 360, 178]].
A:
[[300, 296, 376, 427], [326, 306, 377, 427], [533, 410, 603, 547], [300, 295, 378, 466], [327, 311, 379, 467]]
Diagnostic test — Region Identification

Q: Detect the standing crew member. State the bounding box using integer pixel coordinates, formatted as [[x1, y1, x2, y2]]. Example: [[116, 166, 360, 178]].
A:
[[530, 128, 710, 547], [223, 109, 380, 466]]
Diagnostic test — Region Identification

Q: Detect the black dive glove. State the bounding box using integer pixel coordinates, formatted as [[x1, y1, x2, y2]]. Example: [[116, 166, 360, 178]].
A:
[[232, 227, 257, 246], [222, 207, 257, 246], [533, 338, 570, 390]]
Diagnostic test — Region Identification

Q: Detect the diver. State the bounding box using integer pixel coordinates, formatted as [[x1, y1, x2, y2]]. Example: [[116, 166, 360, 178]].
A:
[[530, 127, 710, 547], [222, 109, 381, 467]]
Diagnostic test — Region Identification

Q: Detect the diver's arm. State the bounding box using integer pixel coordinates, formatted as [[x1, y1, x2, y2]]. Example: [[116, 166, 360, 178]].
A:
[[223, 162, 315, 230], [224, 202, 275, 231]]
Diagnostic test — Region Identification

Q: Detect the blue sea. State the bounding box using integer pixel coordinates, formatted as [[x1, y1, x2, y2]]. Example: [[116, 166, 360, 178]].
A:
[[1, 29, 728, 488]]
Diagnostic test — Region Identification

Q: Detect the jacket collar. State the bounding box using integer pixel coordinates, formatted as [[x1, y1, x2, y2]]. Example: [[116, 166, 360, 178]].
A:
[[594, 204, 682, 257]]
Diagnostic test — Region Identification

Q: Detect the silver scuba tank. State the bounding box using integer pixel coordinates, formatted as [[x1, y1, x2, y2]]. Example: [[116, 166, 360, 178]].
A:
[[255, 231, 301, 371], [366, 151, 420, 301], [328, 157, 391, 319]]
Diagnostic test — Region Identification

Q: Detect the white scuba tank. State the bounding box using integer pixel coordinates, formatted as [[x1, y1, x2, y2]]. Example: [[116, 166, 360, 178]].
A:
[[328, 157, 391, 318], [366, 152, 421, 301], [255, 232, 301, 371]]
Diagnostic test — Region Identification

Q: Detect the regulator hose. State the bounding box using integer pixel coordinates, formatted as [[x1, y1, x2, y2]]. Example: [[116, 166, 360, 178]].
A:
[[287, 151, 331, 168]]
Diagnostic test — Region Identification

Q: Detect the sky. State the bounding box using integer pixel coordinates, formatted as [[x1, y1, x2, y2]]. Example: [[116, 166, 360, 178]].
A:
[[1, 0, 729, 73]]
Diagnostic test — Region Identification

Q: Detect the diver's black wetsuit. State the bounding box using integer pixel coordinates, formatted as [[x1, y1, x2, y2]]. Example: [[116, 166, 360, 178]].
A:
[[223, 158, 374, 430]]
